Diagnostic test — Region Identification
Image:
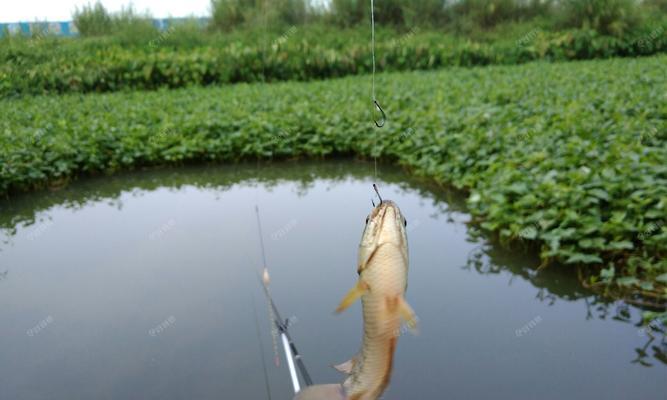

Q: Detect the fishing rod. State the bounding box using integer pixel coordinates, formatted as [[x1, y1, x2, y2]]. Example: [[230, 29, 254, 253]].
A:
[[258, 276, 314, 391], [254, 205, 313, 395]]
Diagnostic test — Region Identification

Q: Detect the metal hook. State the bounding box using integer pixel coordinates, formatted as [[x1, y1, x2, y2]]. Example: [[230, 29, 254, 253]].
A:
[[373, 183, 383, 205], [373, 100, 386, 128]]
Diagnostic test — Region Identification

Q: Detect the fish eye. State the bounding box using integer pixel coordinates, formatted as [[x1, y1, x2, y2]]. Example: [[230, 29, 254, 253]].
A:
[[365, 217, 369, 224], [403, 218, 407, 227]]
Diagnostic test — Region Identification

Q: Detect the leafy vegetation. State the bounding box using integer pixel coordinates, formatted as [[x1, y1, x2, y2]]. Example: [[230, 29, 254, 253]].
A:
[[448, 0, 551, 30], [1, 55, 665, 300], [73, 1, 157, 38], [3, 1, 664, 98], [72, 1, 114, 37], [2, 19, 666, 97], [208, 0, 660, 34], [559, 0, 642, 36], [211, 0, 264, 31]]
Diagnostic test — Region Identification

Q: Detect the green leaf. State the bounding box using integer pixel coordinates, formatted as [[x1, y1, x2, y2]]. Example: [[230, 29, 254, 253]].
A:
[[519, 226, 538, 239], [579, 237, 605, 249], [616, 277, 639, 287], [600, 266, 615, 279], [606, 241, 634, 250], [566, 253, 603, 264], [588, 188, 609, 201]]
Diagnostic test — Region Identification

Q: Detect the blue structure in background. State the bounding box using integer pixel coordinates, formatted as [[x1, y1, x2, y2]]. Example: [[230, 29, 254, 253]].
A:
[[0, 18, 208, 37], [0, 21, 77, 37]]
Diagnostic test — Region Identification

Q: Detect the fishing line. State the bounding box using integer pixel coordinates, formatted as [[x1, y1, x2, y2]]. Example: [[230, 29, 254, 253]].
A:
[[370, 0, 385, 130], [253, 206, 313, 391], [252, 2, 271, 375], [251, 294, 273, 400], [255, 205, 269, 271], [255, 205, 280, 366], [262, 0, 268, 83], [371, 0, 378, 182], [370, 0, 386, 201]]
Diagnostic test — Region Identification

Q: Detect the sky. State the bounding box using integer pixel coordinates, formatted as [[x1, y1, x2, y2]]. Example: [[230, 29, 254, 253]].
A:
[[1, 1, 331, 23], [0, 0, 213, 23]]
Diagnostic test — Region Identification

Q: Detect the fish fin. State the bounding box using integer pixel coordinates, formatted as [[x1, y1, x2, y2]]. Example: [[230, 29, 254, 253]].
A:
[[335, 280, 369, 314], [332, 357, 356, 374], [294, 384, 347, 400], [398, 297, 419, 334]]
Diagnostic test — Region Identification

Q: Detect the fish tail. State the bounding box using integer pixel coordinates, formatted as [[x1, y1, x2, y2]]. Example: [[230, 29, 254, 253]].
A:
[[293, 384, 347, 400]]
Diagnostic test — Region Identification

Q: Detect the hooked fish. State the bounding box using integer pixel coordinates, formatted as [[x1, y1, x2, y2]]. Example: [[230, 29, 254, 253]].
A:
[[295, 200, 417, 400]]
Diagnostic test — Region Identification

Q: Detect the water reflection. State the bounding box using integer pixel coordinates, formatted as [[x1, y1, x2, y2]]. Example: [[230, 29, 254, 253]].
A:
[[0, 160, 665, 400], [465, 242, 666, 368], [592, 300, 667, 368], [633, 335, 667, 367], [0, 161, 455, 235]]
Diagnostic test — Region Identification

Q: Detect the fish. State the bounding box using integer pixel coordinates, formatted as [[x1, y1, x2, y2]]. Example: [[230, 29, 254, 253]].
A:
[[294, 200, 417, 400]]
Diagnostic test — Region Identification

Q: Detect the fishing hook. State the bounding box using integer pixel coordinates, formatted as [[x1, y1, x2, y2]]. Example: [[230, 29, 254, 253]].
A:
[[373, 183, 383, 205], [373, 100, 386, 128]]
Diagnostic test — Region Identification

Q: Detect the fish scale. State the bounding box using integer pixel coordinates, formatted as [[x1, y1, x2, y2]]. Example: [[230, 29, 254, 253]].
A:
[[345, 245, 406, 399]]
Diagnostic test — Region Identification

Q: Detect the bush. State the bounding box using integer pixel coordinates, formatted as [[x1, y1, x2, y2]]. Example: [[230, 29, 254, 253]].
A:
[[111, 5, 158, 45], [330, 0, 447, 29], [558, 0, 642, 36], [449, 0, 528, 30], [73, 2, 156, 42], [401, 1, 448, 28], [210, 0, 309, 30], [73, 1, 113, 36], [273, 0, 308, 25], [643, 0, 667, 12], [330, 0, 366, 27], [2, 19, 666, 97], [160, 20, 208, 49], [210, 0, 254, 31], [372, 0, 406, 26]]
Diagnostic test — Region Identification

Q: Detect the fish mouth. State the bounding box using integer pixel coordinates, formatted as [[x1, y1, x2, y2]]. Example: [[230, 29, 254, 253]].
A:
[[361, 200, 402, 248], [371, 200, 397, 217], [370, 200, 406, 242], [371, 200, 401, 225], [358, 200, 408, 272]]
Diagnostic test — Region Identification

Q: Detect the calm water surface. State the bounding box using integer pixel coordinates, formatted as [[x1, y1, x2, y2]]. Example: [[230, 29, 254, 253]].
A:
[[0, 161, 665, 400]]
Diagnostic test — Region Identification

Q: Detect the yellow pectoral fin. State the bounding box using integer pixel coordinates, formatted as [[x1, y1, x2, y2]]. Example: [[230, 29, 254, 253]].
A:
[[335, 280, 369, 314], [399, 297, 419, 334]]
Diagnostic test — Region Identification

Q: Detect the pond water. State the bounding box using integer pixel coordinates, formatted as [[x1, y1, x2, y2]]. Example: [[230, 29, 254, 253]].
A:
[[0, 161, 665, 400]]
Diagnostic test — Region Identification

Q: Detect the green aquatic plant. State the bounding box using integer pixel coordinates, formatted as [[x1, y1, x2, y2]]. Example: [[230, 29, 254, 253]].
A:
[[0, 55, 665, 301]]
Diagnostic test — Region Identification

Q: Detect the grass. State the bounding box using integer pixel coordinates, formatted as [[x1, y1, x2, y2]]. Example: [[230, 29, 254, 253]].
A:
[[0, 55, 665, 303], [1, 20, 666, 97]]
